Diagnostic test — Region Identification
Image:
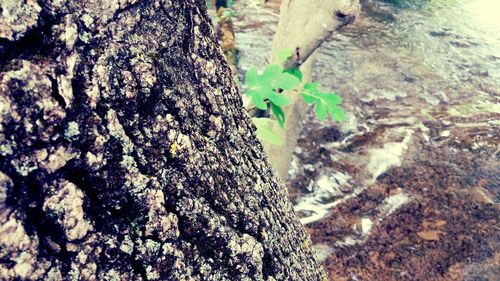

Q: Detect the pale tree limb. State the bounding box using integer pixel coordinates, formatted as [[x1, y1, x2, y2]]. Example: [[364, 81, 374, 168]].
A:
[[263, 0, 361, 179]]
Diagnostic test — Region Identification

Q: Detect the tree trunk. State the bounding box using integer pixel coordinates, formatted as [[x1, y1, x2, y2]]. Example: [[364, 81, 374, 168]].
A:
[[262, 0, 361, 179], [0, 0, 326, 280]]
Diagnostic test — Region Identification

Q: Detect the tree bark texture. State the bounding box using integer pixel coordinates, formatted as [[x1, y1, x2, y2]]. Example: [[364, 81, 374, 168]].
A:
[[0, 0, 326, 280], [262, 0, 360, 179]]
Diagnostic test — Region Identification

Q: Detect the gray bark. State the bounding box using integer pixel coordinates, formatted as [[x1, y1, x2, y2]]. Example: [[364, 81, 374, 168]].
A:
[[0, 0, 326, 280]]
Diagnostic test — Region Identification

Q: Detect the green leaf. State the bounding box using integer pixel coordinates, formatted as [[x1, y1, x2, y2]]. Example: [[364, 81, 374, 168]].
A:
[[270, 103, 285, 128], [276, 49, 294, 63], [315, 101, 327, 121], [247, 89, 268, 110], [244, 64, 298, 111], [301, 93, 316, 104], [300, 82, 346, 122], [303, 82, 319, 91], [252, 118, 283, 145], [324, 94, 342, 106], [284, 68, 303, 81], [267, 91, 290, 107], [262, 64, 282, 82], [330, 107, 346, 121], [272, 72, 300, 90], [245, 67, 259, 87]]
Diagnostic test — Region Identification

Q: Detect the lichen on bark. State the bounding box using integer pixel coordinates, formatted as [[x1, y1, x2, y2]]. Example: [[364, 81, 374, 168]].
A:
[[0, 0, 326, 280]]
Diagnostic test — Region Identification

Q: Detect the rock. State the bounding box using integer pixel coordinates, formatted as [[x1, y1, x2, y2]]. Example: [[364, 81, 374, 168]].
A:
[[417, 230, 443, 241]]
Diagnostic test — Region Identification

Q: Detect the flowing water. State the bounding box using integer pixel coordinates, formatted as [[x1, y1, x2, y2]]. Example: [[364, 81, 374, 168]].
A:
[[233, 0, 499, 279]]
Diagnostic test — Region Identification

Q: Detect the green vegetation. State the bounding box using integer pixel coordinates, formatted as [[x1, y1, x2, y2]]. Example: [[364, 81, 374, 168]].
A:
[[220, 0, 236, 19], [246, 50, 345, 144], [251, 117, 283, 145], [206, 0, 237, 19], [245, 64, 299, 112]]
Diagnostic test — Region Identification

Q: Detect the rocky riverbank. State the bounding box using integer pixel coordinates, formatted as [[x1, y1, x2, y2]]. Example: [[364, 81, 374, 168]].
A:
[[233, 0, 499, 280]]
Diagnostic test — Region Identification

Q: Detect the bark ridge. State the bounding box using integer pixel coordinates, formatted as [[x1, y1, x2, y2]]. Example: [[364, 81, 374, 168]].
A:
[[0, 0, 325, 280]]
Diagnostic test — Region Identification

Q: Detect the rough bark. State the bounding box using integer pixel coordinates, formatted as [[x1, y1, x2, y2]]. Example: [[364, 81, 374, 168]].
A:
[[215, 2, 238, 76], [0, 0, 326, 280], [262, 0, 361, 179]]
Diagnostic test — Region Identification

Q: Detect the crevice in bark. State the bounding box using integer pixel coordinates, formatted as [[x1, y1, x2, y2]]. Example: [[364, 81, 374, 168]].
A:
[[262, 250, 275, 279], [106, 1, 145, 26], [181, 2, 196, 59], [131, 257, 148, 280], [47, 74, 67, 108], [0, 162, 75, 274], [0, 6, 61, 67]]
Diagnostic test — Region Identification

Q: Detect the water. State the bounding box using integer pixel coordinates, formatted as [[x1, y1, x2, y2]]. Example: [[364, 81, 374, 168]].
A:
[[233, 0, 499, 279], [316, 0, 500, 106]]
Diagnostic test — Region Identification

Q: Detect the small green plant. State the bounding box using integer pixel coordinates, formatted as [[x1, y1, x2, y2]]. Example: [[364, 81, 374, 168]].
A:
[[301, 82, 345, 121], [245, 64, 299, 112], [220, 0, 236, 19], [247, 49, 345, 144], [251, 117, 283, 145], [206, 0, 236, 19]]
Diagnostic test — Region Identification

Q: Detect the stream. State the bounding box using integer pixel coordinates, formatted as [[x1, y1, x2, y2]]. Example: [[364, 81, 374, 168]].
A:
[[233, 0, 499, 280]]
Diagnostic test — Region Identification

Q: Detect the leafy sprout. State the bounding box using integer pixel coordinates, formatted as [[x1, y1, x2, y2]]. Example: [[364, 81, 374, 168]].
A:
[[246, 50, 346, 145], [245, 64, 300, 110], [301, 82, 345, 121]]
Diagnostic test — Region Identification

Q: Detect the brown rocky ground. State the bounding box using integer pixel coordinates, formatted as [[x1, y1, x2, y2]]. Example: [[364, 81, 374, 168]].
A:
[[288, 114, 499, 280]]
